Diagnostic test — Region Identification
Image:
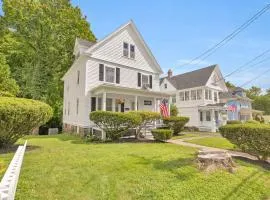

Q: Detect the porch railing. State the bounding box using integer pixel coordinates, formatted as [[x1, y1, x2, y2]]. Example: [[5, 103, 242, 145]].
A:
[[0, 141, 27, 200]]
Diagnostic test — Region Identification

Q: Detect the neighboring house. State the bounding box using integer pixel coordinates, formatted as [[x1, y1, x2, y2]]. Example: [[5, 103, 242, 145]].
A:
[[160, 65, 228, 132], [62, 20, 169, 138], [220, 87, 253, 121]]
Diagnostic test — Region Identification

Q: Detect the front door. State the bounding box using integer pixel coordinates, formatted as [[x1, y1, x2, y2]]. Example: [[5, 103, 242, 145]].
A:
[[121, 103, 125, 112]]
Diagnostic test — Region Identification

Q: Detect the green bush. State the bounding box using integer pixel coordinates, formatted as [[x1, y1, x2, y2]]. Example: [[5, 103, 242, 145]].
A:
[[246, 120, 260, 124], [0, 97, 53, 147], [170, 104, 178, 116], [129, 111, 161, 138], [90, 111, 142, 140], [151, 129, 173, 141], [219, 124, 270, 160], [163, 116, 189, 135], [227, 120, 242, 124]]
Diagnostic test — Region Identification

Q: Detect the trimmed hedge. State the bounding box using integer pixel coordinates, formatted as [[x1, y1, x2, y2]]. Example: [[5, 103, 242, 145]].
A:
[[0, 97, 53, 147], [151, 129, 173, 141], [219, 124, 270, 160], [227, 120, 242, 124], [90, 111, 142, 140], [129, 111, 161, 138], [246, 120, 260, 124], [163, 116, 189, 135]]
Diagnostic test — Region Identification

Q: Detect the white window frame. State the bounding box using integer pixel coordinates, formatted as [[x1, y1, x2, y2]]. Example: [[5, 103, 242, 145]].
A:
[[179, 92, 184, 101], [105, 66, 116, 83], [130, 44, 135, 59], [197, 89, 202, 100], [141, 73, 149, 87], [184, 91, 190, 101], [191, 90, 197, 100], [123, 42, 129, 57]]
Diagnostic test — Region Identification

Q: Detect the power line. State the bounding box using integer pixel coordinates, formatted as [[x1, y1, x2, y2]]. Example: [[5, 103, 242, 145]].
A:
[[240, 67, 270, 87], [212, 48, 270, 84], [173, 4, 270, 69]]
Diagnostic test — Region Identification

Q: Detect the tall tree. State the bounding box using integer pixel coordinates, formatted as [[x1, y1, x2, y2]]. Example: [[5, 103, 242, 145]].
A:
[[246, 86, 262, 99], [266, 88, 270, 96], [253, 95, 270, 115], [0, 53, 19, 96], [0, 0, 96, 127], [225, 81, 236, 90]]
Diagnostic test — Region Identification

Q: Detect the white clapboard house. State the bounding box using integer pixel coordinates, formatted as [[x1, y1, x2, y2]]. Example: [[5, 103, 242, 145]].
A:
[[160, 65, 228, 132], [62, 20, 169, 137]]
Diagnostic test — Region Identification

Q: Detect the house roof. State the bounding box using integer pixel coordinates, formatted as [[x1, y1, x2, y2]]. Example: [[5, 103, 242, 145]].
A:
[[76, 38, 95, 48], [162, 65, 217, 90]]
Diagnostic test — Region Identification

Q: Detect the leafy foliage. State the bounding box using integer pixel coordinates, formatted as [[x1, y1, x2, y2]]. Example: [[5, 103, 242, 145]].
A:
[[0, 53, 19, 96], [246, 86, 262, 99], [220, 123, 270, 160], [225, 81, 236, 90], [252, 95, 270, 115], [226, 120, 241, 124], [151, 129, 173, 141], [90, 111, 142, 140], [0, 0, 96, 128], [163, 116, 189, 135], [0, 97, 53, 147], [129, 111, 161, 138], [170, 104, 178, 116]]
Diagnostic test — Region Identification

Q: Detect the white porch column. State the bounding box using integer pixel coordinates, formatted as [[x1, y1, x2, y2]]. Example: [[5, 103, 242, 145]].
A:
[[134, 96, 138, 111], [211, 109, 216, 132], [168, 97, 172, 116], [102, 92, 106, 111], [153, 98, 157, 112]]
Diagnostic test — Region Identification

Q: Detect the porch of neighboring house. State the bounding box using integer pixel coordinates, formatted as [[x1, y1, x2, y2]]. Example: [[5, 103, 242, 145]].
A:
[[89, 84, 170, 139], [198, 104, 227, 132]]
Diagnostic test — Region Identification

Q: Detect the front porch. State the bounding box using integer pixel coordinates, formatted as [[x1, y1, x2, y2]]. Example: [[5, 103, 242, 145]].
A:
[[88, 84, 170, 138], [198, 104, 227, 132]]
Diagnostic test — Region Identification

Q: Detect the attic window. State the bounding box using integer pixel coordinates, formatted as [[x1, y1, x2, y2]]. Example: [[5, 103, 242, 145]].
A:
[[130, 44, 135, 59], [164, 83, 167, 89], [123, 42, 129, 57]]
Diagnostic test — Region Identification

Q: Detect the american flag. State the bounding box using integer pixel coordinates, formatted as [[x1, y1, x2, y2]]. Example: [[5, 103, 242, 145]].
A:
[[227, 104, 237, 112], [160, 99, 169, 117]]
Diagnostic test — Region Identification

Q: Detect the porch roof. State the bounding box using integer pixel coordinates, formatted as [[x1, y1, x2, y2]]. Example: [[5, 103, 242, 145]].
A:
[[198, 103, 227, 111], [90, 83, 170, 98]]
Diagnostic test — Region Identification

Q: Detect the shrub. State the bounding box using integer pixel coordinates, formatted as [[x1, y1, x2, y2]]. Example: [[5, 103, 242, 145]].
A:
[[219, 124, 270, 160], [246, 120, 260, 124], [227, 120, 242, 124], [129, 111, 161, 138], [0, 97, 53, 147], [163, 116, 189, 135], [90, 111, 142, 140], [151, 129, 173, 141], [170, 104, 178, 116]]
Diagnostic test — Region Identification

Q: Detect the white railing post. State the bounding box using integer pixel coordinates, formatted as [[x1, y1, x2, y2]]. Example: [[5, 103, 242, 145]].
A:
[[0, 141, 27, 200]]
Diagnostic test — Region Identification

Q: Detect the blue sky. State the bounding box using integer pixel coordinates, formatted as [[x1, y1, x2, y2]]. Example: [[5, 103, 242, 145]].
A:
[[71, 0, 270, 90], [1, 1, 270, 89]]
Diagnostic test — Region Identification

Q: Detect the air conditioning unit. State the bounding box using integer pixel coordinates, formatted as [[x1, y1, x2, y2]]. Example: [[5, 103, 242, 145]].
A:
[[142, 83, 150, 89]]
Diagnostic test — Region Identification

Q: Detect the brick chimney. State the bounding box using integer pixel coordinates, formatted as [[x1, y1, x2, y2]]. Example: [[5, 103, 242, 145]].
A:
[[168, 69, 173, 78]]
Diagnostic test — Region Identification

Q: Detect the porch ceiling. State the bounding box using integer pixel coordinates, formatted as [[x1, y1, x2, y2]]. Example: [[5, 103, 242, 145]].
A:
[[90, 83, 170, 98]]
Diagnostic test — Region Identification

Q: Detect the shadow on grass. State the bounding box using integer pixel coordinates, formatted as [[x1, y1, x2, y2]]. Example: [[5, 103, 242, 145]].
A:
[[222, 171, 264, 200], [233, 156, 270, 170], [0, 145, 41, 154], [130, 154, 196, 181]]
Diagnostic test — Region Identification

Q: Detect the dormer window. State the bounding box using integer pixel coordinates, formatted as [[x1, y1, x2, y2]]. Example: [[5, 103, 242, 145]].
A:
[[164, 83, 167, 89], [130, 44, 135, 59], [123, 42, 129, 57]]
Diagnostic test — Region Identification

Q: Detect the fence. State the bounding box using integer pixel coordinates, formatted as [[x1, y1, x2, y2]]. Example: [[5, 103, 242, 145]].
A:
[[0, 141, 27, 200]]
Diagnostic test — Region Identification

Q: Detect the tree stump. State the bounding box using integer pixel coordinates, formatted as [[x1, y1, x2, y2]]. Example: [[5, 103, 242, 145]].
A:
[[197, 150, 236, 173]]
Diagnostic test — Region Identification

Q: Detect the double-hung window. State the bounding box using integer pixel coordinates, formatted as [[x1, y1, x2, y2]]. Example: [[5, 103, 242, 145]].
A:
[[105, 66, 115, 83], [185, 91, 190, 101], [214, 92, 218, 102], [197, 89, 202, 100], [179, 92, 184, 101], [205, 89, 209, 100], [206, 111, 211, 121], [123, 42, 129, 57], [130, 44, 135, 59], [191, 90, 197, 100], [142, 74, 149, 86]]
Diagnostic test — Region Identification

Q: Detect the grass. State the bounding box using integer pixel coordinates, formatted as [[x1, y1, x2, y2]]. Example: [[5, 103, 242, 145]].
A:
[[0, 134, 269, 200], [171, 133, 199, 139], [185, 137, 236, 150], [171, 131, 221, 140]]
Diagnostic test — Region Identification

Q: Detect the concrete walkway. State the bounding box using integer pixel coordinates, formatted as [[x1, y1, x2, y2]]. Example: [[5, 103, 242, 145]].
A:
[[167, 138, 262, 161]]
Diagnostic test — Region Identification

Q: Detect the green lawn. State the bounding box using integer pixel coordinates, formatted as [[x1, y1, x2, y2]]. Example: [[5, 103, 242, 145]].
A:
[[1, 135, 269, 200], [185, 137, 236, 150]]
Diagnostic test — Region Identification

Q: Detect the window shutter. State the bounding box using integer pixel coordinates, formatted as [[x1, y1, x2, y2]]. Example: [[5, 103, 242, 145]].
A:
[[138, 73, 141, 87], [91, 97, 96, 112], [99, 64, 104, 81], [149, 75, 152, 89], [116, 68, 120, 84]]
